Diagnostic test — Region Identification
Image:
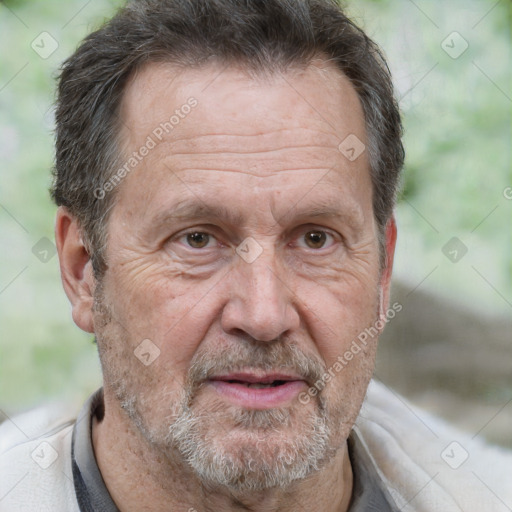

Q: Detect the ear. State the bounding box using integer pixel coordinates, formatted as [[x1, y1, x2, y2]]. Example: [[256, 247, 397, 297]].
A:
[[378, 215, 397, 321], [55, 207, 95, 333]]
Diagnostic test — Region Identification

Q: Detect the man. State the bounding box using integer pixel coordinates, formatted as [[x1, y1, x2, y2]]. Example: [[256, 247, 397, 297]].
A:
[[1, 0, 511, 511]]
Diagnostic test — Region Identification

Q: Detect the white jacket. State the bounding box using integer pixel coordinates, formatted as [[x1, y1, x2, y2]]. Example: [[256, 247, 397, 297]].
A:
[[1, 380, 511, 511]]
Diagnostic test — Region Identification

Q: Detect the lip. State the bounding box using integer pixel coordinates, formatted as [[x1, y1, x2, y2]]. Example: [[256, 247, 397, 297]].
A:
[[208, 372, 307, 409]]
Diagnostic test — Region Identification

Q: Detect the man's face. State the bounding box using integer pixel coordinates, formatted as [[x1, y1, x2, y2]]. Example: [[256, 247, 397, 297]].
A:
[[93, 60, 391, 490]]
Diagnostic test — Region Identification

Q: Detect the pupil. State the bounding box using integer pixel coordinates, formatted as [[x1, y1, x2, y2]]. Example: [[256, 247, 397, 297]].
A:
[[306, 231, 326, 248], [187, 232, 209, 248]]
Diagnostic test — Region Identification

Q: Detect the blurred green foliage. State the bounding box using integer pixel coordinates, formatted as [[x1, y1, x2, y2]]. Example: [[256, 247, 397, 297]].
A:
[[0, 0, 510, 412]]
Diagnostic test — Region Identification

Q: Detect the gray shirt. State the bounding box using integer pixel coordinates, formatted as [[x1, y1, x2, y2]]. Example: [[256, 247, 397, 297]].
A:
[[71, 389, 398, 511]]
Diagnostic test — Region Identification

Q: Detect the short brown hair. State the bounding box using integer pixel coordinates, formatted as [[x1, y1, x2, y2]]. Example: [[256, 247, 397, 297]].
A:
[[51, 0, 404, 277]]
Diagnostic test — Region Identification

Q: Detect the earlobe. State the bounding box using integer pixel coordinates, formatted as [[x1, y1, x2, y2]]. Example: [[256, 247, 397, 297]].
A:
[[55, 207, 95, 333], [379, 215, 397, 321]]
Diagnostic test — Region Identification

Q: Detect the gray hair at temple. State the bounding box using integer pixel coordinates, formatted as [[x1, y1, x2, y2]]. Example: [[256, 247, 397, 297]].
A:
[[51, 0, 404, 277]]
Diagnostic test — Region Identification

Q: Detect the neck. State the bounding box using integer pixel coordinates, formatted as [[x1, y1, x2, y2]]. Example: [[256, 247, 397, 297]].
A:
[[92, 394, 353, 512]]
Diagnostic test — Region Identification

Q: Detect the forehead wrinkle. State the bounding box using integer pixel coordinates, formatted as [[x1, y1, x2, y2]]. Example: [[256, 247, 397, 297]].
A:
[[163, 128, 342, 154], [164, 144, 336, 158]]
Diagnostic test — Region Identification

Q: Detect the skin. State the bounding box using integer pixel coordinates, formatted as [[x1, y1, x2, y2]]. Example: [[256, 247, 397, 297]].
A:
[[56, 59, 396, 512]]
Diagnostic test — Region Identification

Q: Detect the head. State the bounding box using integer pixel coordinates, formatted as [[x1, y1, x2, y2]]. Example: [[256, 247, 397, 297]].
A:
[[54, 0, 403, 494]]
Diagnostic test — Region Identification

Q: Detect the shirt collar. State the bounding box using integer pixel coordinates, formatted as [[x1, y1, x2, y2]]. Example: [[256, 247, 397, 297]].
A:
[[72, 388, 119, 512], [347, 427, 399, 511]]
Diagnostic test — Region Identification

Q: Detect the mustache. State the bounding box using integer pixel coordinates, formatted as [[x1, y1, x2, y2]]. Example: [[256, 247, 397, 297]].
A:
[[186, 342, 327, 391]]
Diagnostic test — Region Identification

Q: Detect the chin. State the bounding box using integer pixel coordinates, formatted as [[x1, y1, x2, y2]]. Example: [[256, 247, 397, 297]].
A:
[[164, 400, 338, 492]]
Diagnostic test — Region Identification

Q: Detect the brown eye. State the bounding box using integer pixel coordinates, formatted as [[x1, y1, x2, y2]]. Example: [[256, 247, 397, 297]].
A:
[[186, 232, 211, 248], [304, 231, 327, 249]]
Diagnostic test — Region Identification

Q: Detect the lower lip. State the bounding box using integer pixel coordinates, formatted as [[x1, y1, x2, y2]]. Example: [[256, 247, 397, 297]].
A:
[[208, 380, 306, 409]]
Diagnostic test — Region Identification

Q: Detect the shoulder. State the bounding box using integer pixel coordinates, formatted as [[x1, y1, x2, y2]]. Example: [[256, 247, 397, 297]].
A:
[[0, 402, 81, 512], [355, 379, 512, 512]]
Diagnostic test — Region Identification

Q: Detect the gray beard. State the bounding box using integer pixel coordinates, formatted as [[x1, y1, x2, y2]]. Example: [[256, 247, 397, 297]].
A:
[[117, 344, 339, 493], [164, 393, 335, 492]]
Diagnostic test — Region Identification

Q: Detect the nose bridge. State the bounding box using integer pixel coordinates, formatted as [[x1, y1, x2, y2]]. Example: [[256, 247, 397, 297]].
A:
[[221, 240, 298, 342], [246, 250, 284, 312]]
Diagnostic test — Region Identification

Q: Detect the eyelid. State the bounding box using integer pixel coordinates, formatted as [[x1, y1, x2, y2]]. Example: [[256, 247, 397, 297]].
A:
[[175, 229, 221, 249], [168, 225, 341, 250], [292, 227, 339, 250]]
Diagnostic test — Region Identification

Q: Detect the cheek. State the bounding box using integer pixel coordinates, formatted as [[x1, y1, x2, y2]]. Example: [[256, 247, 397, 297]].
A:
[[93, 277, 194, 425], [107, 261, 224, 367], [296, 269, 381, 367]]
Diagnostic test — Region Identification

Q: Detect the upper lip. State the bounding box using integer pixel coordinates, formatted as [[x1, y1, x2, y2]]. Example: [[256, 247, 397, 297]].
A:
[[209, 372, 304, 384]]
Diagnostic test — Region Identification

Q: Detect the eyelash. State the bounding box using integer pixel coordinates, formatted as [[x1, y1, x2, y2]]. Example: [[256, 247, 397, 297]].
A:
[[175, 228, 339, 251]]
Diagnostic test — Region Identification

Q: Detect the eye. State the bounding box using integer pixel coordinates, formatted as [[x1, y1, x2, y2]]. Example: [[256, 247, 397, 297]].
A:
[[180, 231, 216, 249], [298, 230, 336, 250]]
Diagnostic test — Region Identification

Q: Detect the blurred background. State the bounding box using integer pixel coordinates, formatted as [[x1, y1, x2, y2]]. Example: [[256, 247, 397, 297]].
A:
[[0, 0, 511, 447]]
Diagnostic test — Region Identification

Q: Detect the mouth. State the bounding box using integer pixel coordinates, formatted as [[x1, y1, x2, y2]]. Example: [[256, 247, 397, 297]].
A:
[[225, 380, 288, 389], [207, 372, 307, 409]]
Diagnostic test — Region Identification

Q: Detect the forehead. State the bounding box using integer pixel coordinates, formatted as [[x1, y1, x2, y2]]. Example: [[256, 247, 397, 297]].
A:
[[120, 59, 366, 150], [113, 59, 371, 226]]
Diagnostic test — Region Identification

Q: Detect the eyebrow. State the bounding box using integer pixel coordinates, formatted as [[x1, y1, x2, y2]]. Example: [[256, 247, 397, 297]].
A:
[[148, 197, 363, 233], [151, 200, 246, 228]]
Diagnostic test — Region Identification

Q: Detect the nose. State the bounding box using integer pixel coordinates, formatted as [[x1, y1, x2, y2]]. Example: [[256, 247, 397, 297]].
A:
[[221, 248, 300, 342]]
